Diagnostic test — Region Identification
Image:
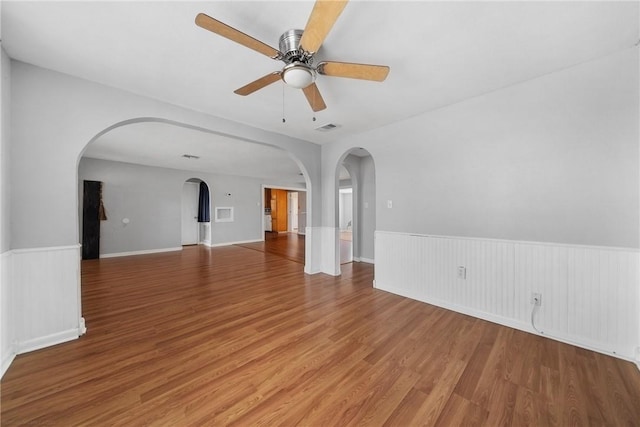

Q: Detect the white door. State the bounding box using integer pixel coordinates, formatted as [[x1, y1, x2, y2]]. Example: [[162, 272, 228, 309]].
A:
[[181, 182, 199, 245], [297, 192, 306, 235], [288, 192, 299, 232]]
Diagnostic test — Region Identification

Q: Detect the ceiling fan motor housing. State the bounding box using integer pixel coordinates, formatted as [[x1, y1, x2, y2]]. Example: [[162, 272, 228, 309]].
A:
[[279, 29, 312, 64]]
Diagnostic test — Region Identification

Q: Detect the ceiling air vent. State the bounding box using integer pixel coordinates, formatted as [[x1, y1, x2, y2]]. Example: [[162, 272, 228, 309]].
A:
[[182, 154, 200, 159], [315, 123, 340, 132]]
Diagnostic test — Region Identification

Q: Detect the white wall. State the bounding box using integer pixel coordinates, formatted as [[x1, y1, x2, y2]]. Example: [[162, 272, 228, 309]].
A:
[[322, 47, 639, 360], [0, 49, 10, 254], [298, 192, 307, 235], [375, 48, 637, 248], [10, 61, 321, 251], [324, 47, 638, 249], [339, 192, 352, 230], [358, 156, 376, 261], [0, 44, 15, 378]]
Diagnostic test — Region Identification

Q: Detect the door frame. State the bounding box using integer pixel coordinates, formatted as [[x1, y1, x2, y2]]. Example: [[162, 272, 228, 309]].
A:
[[261, 185, 306, 238]]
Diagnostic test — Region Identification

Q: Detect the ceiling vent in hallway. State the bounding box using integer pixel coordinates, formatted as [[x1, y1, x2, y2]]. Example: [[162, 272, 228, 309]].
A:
[[315, 123, 340, 132], [182, 154, 200, 159]]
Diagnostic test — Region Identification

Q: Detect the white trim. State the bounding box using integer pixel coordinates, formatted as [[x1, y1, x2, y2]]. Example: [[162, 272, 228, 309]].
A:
[[357, 257, 375, 264], [0, 250, 15, 379], [79, 317, 87, 335], [214, 206, 234, 223], [375, 230, 639, 253], [17, 328, 80, 354], [1, 352, 15, 380], [262, 184, 307, 192], [12, 243, 82, 254], [207, 239, 263, 248], [100, 247, 182, 258]]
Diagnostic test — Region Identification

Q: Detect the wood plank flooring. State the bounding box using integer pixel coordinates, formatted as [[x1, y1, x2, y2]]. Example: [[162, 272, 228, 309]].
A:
[[237, 232, 306, 264], [2, 245, 640, 426]]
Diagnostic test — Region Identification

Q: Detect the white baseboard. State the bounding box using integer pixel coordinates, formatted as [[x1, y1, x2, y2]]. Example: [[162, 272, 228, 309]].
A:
[[100, 247, 182, 258], [12, 244, 81, 254], [207, 239, 263, 248], [79, 317, 87, 335], [304, 266, 322, 275], [1, 348, 16, 379], [357, 257, 375, 264], [17, 328, 80, 354]]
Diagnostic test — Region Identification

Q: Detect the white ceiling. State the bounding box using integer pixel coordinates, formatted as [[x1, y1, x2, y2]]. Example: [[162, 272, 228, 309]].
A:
[[2, 1, 638, 178]]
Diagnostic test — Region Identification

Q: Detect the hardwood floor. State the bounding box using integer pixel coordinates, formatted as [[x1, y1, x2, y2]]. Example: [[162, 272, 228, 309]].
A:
[[237, 232, 305, 264], [2, 245, 640, 425]]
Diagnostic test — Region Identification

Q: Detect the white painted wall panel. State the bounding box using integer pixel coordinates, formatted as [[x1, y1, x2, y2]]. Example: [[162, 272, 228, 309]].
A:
[[12, 245, 81, 353], [375, 231, 639, 361], [305, 226, 339, 276], [1, 250, 14, 378]]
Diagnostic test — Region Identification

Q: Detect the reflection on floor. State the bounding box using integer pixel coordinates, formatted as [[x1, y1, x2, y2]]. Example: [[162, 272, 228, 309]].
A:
[[236, 232, 305, 264], [237, 231, 353, 266]]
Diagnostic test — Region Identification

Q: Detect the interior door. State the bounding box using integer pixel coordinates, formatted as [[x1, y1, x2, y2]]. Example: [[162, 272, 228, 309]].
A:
[[288, 192, 298, 232], [275, 189, 288, 232], [181, 182, 199, 245], [82, 180, 101, 260]]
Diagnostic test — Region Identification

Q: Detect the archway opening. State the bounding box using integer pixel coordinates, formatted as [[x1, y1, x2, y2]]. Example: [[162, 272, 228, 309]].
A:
[[335, 148, 376, 275], [338, 166, 353, 264], [76, 118, 314, 337], [182, 178, 211, 246]]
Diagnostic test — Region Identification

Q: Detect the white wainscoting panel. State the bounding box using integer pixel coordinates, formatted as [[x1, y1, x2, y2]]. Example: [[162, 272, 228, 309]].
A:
[[12, 245, 82, 353], [375, 231, 640, 361], [1, 250, 15, 378], [304, 227, 340, 276]]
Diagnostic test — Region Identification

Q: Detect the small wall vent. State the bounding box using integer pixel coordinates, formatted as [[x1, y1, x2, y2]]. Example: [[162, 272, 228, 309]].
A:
[[315, 123, 340, 132], [182, 154, 200, 159]]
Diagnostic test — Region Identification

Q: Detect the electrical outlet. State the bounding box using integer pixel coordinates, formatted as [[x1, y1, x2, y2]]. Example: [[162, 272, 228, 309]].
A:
[[457, 266, 466, 279], [531, 292, 542, 306]]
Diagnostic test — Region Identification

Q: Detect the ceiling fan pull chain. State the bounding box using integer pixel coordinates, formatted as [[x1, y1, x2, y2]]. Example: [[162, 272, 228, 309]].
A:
[[282, 82, 286, 123], [312, 88, 316, 122]]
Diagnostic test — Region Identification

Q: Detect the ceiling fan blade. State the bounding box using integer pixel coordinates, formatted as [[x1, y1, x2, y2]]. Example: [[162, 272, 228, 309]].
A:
[[317, 61, 390, 81], [302, 83, 327, 112], [299, 0, 348, 54], [195, 13, 282, 59], [234, 72, 282, 96]]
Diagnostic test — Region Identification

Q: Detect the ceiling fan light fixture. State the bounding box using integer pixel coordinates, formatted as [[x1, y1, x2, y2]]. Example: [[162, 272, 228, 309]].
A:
[[282, 63, 316, 89]]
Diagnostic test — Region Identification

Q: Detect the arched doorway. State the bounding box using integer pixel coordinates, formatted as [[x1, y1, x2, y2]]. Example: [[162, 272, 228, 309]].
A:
[[77, 119, 312, 264], [182, 178, 211, 246], [338, 165, 353, 264], [335, 148, 376, 275]]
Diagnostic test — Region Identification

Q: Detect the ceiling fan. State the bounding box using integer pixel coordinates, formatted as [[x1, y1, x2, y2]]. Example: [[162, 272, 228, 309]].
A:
[[195, 0, 390, 112]]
